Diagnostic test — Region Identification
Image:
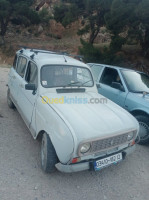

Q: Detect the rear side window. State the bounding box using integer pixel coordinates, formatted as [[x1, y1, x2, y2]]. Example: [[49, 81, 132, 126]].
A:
[[16, 56, 27, 78], [13, 55, 18, 69], [25, 61, 38, 86], [91, 64, 103, 81], [100, 67, 122, 86]]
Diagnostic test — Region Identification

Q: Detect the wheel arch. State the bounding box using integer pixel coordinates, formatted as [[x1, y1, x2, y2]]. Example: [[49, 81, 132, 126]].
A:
[[36, 130, 45, 141], [130, 109, 149, 118]]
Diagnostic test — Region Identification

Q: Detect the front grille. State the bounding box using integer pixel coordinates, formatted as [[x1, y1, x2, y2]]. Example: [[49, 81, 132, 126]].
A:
[[91, 133, 129, 153]]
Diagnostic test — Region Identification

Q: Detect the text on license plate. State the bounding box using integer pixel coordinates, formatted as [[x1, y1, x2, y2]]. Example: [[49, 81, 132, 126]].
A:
[[94, 152, 122, 171]]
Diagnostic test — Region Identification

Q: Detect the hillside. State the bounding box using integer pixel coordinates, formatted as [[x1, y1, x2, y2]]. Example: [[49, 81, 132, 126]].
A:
[[0, 0, 149, 74]]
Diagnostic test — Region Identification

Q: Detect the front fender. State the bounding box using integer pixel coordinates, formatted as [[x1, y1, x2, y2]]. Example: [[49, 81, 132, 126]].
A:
[[35, 97, 75, 164], [130, 107, 149, 116]]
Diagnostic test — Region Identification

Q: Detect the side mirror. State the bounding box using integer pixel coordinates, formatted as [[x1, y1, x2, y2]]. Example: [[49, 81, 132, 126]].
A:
[[25, 83, 37, 95], [111, 82, 125, 92]]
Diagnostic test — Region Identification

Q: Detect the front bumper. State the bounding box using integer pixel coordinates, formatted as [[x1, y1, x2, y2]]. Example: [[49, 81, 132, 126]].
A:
[[55, 145, 135, 173]]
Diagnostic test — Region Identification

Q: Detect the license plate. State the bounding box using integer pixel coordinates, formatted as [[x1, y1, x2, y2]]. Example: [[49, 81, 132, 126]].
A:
[[94, 152, 122, 171]]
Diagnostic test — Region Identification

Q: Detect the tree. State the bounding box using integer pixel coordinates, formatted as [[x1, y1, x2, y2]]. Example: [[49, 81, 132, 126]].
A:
[[0, 0, 38, 45], [105, 0, 149, 57], [136, 0, 149, 57], [54, 0, 112, 44]]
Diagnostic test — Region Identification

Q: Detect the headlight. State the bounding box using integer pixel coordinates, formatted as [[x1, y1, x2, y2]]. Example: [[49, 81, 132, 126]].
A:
[[80, 143, 91, 153], [127, 132, 134, 141]]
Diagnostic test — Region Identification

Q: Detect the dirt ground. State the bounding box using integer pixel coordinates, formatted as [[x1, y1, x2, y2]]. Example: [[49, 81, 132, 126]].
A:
[[0, 67, 149, 200]]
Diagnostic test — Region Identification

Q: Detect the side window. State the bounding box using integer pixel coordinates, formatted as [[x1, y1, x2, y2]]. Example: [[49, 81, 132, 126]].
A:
[[100, 67, 122, 86], [91, 65, 103, 81], [16, 56, 27, 78], [13, 55, 18, 70], [25, 61, 38, 86]]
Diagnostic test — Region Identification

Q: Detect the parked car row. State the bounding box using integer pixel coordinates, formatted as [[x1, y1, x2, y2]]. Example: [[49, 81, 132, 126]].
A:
[[88, 63, 149, 145], [7, 48, 140, 173]]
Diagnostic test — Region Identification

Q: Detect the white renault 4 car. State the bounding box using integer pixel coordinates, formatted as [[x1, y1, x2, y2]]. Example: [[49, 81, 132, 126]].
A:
[[7, 48, 139, 173]]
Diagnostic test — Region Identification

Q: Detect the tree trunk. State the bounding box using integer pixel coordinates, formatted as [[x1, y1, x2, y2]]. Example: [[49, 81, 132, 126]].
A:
[[89, 27, 100, 44], [0, 35, 5, 45], [0, 18, 8, 46], [141, 28, 149, 58]]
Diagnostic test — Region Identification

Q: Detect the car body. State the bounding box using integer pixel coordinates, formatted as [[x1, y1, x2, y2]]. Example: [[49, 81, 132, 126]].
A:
[[7, 49, 139, 173], [89, 63, 149, 144]]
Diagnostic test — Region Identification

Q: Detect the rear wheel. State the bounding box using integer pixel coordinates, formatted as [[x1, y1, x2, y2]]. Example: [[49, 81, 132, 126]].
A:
[[7, 89, 15, 109], [41, 132, 58, 173], [135, 115, 149, 145]]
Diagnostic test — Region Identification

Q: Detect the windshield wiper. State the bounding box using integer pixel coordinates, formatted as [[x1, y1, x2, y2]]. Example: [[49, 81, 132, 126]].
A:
[[132, 91, 149, 94], [132, 91, 149, 97], [79, 80, 93, 87], [63, 80, 93, 88], [63, 81, 81, 88]]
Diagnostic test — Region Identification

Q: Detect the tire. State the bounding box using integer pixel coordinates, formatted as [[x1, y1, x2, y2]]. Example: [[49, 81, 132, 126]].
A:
[[7, 88, 15, 109], [41, 132, 58, 173], [135, 115, 149, 145]]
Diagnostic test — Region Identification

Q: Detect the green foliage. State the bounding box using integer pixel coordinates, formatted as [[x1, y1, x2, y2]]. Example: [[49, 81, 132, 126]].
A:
[[105, 0, 149, 56], [54, 0, 112, 44], [38, 8, 52, 25], [79, 39, 123, 65], [79, 39, 102, 63], [11, 2, 40, 26], [0, 0, 40, 44], [55, 0, 149, 60], [77, 25, 90, 36], [54, 4, 79, 27], [105, 0, 136, 35], [0, 0, 10, 19], [110, 35, 126, 53]]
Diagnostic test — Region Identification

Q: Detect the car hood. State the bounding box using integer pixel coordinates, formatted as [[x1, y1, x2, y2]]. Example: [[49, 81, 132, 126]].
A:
[[133, 93, 149, 101], [41, 92, 138, 142], [129, 92, 149, 108]]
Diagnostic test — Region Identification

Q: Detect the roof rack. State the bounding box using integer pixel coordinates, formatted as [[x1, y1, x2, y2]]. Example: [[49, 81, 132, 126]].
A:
[[19, 46, 84, 61]]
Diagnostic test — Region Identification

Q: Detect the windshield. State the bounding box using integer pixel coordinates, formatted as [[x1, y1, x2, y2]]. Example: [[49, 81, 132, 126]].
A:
[[122, 70, 149, 93], [41, 65, 94, 88]]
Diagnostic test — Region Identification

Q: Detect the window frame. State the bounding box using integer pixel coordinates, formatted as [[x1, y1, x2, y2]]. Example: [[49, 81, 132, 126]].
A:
[[25, 60, 38, 86], [16, 56, 27, 78], [13, 54, 18, 70], [100, 67, 123, 87]]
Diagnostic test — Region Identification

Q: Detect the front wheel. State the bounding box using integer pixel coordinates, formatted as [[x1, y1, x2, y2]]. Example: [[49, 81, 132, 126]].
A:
[[41, 132, 58, 173], [135, 115, 149, 145]]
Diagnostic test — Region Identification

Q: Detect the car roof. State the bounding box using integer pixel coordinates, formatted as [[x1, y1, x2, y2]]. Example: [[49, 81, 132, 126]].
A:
[[88, 63, 136, 72], [16, 49, 89, 69]]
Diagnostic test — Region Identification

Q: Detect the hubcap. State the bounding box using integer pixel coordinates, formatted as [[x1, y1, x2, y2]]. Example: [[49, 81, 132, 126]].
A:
[[139, 122, 149, 141]]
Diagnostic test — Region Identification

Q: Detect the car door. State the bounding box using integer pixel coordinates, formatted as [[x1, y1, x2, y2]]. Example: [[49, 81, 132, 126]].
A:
[[10, 55, 28, 106], [98, 67, 128, 107], [8, 54, 19, 104], [17, 60, 38, 131]]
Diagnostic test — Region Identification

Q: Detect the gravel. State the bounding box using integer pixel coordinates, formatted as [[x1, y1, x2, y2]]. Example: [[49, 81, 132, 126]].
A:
[[0, 67, 149, 200]]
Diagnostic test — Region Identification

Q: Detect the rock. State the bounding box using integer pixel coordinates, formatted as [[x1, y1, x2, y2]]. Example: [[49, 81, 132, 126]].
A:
[[38, 25, 44, 34], [34, 186, 38, 190]]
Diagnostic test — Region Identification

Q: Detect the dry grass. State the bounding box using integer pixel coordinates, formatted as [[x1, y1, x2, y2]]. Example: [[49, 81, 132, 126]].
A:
[[0, 64, 11, 68]]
